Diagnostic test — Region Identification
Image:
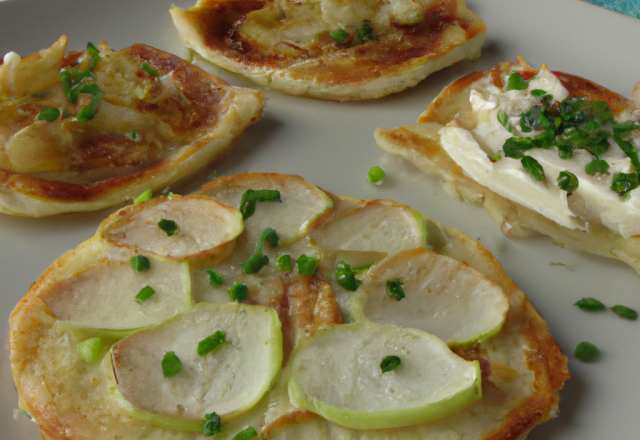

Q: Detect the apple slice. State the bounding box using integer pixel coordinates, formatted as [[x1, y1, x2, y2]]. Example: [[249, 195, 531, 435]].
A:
[[111, 302, 283, 430], [197, 172, 334, 248], [309, 198, 427, 253], [40, 255, 191, 332], [288, 323, 481, 430], [351, 248, 509, 347], [99, 195, 244, 269]]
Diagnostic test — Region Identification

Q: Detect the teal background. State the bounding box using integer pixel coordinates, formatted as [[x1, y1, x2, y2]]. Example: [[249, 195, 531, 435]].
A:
[[585, 0, 640, 18]]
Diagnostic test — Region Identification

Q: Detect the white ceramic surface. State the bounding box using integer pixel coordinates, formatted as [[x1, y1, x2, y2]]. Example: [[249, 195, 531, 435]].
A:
[[1, 0, 639, 439]]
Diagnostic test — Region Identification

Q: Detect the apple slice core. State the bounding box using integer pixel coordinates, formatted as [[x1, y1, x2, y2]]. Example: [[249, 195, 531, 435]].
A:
[[288, 323, 481, 430]]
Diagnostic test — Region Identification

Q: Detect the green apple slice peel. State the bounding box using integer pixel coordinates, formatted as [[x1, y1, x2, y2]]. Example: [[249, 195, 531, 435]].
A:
[[287, 323, 481, 430]]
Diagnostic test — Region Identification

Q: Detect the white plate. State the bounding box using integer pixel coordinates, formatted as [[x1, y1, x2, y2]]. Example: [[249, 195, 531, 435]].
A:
[[1, 0, 640, 438]]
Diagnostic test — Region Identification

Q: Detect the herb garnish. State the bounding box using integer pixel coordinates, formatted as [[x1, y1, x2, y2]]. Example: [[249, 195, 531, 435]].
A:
[[358, 23, 373, 41], [243, 227, 279, 274], [367, 166, 385, 185], [36, 107, 60, 121], [380, 355, 402, 373], [198, 331, 227, 356], [505, 72, 530, 91], [386, 279, 405, 301], [296, 254, 318, 276], [228, 283, 249, 303], [574, 297, 606, 312], [126, 131, 142, 142], [335, 260, 362, 292], [161, 351, 182, 377], [141, 61, 160, 78], [557, 171, 579, 192], [207, 269, 224, 286], [330, 28, 349, 42], [135, 285, 155, 303], [133, 189, 153, 204], [76, 84, 104, 122], [239, 189, 281, 220], [521, 156, 545, 181], [86, 42, 101, 70], [130, 255, 151, 272], [202, 412, 222, 436], [610, 305, 638, 320], [232, 426, 258, 440], [158, 219, 178, 236], [574, 341, 599, 363], [277, 254, 291, 272], [585, 159, 610, 175]]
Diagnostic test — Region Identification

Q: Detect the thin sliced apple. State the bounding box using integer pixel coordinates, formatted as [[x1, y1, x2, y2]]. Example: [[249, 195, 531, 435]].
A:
[[111, 302, 283, 428], [288, 323, 481, 430], [99, 195, 243, 268], [40, 255, 191, 332], [352, 248, 509, 347], [310, 198, 427, 253], [197, 172, 334, 248]]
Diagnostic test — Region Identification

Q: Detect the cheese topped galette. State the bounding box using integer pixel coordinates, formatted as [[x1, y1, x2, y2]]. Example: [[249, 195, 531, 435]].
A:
[[377, 58, 640, 274], [170, 0, 486, 100], [0, 37, 263, 216], [10, 172, 568, 440]]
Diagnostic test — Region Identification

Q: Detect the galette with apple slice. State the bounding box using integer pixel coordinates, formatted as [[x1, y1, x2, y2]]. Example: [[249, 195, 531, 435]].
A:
[[10, 172, 568, 440]]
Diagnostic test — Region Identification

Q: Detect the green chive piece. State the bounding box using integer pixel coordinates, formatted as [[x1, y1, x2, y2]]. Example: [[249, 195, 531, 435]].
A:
[[158, 219, 178, 236], [367, 166, 385, 185], [161, 351, 182, 377], [76, 84, 104, 122], [134, 189, 153, 204], [335, 260, 361, 292], [198, 331, 227, 356], [352, 262, 375, 273], [296, 254, 318, 276], [574, 341, 599, 363], [574, 297, 606, 312], [380, 355, 401, 373], [239, 189, 281, 220], [36, 107, 60, 121], [76, 337, 103, 363], [243, 227, 279, 274], [521, 156, 545, 181], [207, 269, 224, 286], [86, 42, 101, 70], [130, 255, 151, 272], [228, 283, 249, 303], [357, 23, 373, 41], [612, 123, 640, 134], [232, 426, 258, 440], [202, 412, 222, 436], [141, 61, 160, 78], [330, 28, 349, 42], [611, 172, 639, 196], [497, 110, 509, 127], [135, 285, 155, 303], [610, 305, 638, 320], [585, 159, 610, 175], [530, 89, 547, 97], [277, 254, 291, 272], [490, 153, 502, 162], [505, 72, 529, 91], [60, 69, 94, 103], [557, 171, 579, 192], [386, 279, 405, 301], [126, 131, 142, 142]]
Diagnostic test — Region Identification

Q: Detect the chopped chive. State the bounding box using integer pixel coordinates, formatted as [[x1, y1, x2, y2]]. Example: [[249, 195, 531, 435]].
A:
[[198, 331, 227, 356], [76, 337, 103, 363], [530, 89, 547, 97], [380, 355, 401, 373], [239, 189, 281, 220], [611, 172, 639, 196], [60, 69, 95, 103], [202, 412, 222, 436], [330, 28, 349, 42], [76, 84, 104, 122], [497, 110, 509, 127], [358, 23, 373, 41], [352, 262, 375, 273], [386, 279, 405, 301], [126, 131, 142, 142], [277, 254, 291, 272], [557, 171, 578, 192], [367, 166, 385, 185], [228, 283, 249, 303], [86, 42, 101, 70], [130, 255, 151, 272], [135, 285, 155, 303], [232, 426, 258, 440], [521, 156, 545, 181], [161, 351, 182, 377], [134, 189, 153, 204], [610, 305, 638, 320], [505, 72, 529, 91], [158, 219, 178, 236], [243, 227, 279, 274], [36, 107, 60, 121], [574, 297, 606, 312], [206, 269, 224, 286], [141, 61, 160, 78], [490, 153, 502, 162], [296, 254, 318, 276], [585, 159, 610, 175], [335, 260, 361, 291], [574, 341, 599, 363], [209, 170, 218, 180]]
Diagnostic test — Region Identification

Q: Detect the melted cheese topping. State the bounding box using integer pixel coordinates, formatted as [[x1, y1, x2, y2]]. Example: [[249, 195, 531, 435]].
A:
[[440, 66, 640, 238]]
